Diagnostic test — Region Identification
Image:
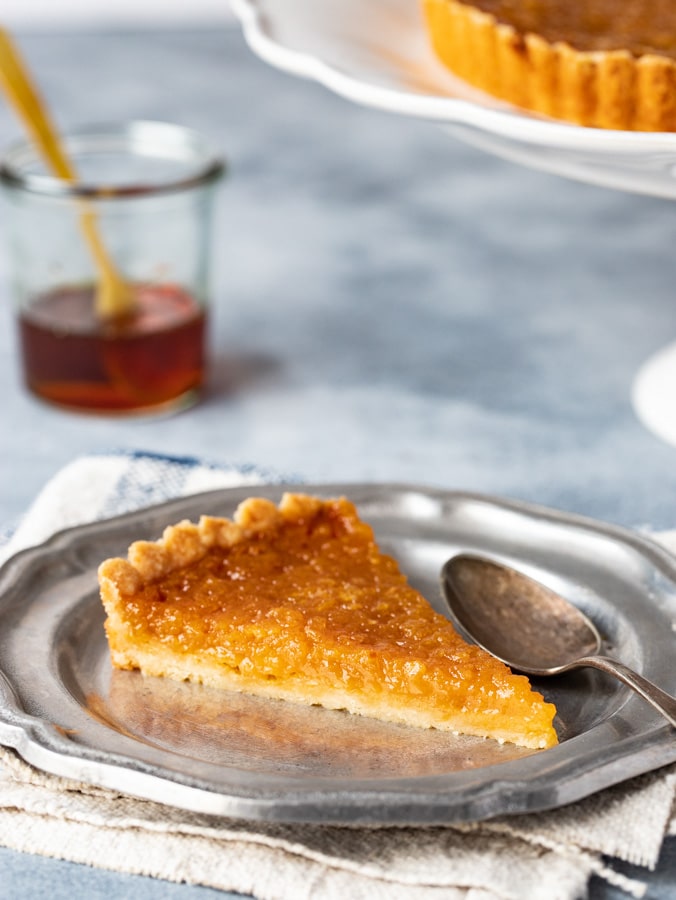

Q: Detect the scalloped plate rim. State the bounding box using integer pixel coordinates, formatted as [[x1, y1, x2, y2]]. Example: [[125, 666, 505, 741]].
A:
[[230, 0, 676, 153]]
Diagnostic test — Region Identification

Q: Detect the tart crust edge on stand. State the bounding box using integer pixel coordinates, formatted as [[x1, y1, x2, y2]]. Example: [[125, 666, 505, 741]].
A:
[[422, 0, 676, 131]]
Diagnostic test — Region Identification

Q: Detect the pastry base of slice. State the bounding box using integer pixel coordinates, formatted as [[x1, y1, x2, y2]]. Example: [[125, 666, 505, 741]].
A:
[[98, 493, 558, 750], [422, 0, 676, 131]]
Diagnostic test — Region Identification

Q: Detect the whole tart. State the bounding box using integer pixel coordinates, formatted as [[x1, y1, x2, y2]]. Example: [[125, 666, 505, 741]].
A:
[[422, 0, 676, 130], [98, 493, 557, 749]]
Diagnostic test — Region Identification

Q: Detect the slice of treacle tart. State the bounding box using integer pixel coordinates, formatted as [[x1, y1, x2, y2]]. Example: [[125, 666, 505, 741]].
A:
[[98, 492, 557, 750]]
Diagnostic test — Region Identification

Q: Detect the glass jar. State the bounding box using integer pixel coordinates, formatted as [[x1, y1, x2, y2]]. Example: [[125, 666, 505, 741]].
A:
[[0, 120, 225, 415]]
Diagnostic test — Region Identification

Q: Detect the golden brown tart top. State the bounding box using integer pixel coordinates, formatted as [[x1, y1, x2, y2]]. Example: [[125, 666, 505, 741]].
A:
[[471, 0, 676, 57]]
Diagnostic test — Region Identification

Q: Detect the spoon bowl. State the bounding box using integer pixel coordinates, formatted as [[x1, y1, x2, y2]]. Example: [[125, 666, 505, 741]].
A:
[[441, 554, 676, 728]]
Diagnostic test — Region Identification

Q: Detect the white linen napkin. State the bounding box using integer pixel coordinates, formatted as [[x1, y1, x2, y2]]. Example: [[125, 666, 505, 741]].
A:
[[0, 451, 674, 900]]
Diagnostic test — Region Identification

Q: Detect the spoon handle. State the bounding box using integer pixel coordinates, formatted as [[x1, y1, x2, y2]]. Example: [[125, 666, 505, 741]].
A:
[[579, 656, 676, 728]]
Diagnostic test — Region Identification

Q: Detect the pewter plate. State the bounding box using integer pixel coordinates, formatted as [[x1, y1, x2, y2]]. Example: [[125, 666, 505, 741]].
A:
[[0, 483, 675, 825]]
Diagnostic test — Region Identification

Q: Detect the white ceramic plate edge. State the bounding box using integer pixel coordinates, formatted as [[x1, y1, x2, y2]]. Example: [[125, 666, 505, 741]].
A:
[[229, 0, 676, 154]]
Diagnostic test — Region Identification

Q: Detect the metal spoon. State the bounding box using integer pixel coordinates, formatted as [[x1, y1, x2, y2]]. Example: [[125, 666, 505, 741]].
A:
[[440, 553, 676, 728]]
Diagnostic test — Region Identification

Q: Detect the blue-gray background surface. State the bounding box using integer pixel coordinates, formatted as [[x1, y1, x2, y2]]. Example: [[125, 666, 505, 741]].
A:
[[0, 24, 674, 899]]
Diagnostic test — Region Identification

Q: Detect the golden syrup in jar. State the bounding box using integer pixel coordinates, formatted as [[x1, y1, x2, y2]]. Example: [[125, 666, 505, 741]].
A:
[[18, 283, 206, 414]]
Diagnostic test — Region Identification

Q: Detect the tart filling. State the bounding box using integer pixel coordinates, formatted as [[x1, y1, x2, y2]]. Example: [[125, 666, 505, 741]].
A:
[[422, 0, 676, 130], [98, 493, 558, 749]]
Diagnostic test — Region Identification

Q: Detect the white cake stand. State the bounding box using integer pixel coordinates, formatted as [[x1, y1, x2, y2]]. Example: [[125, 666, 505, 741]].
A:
[[232, 0, 676, 446]]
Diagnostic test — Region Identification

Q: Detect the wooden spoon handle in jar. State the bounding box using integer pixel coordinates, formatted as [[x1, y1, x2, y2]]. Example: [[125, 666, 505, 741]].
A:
[[0, 28, 134, 318]]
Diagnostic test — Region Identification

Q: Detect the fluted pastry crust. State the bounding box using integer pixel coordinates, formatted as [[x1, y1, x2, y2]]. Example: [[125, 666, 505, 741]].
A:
[[422, 0, 676, 131], [99, 493, 558, 749]]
